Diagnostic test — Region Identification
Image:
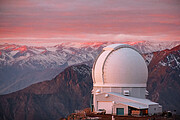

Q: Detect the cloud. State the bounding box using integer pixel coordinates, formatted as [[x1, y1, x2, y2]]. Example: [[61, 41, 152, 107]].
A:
[[0, 0, 179, 42]]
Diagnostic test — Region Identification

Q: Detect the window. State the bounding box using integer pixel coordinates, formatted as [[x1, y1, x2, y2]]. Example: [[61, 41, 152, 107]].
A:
[[123, 90, 130, 96], [90, 94, 94, 112]]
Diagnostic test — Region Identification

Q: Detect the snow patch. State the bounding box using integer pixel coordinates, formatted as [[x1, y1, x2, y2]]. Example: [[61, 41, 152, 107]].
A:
[[144, 53, 153, 65], [159, 61, 167, 66]]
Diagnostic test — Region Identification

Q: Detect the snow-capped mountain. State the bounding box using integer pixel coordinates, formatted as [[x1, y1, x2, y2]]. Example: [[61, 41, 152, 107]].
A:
[[0, 42, 106, 94], [0, 41, 179, 94], [1, 41, 179, 70], [0, 42, 105, 70], [132, 41, 180, 53], [0, 44, 180, 120]]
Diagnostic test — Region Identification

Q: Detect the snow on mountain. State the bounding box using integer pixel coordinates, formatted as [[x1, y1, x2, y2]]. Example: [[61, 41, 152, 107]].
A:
[[133, 41, 180, 53], [143, 53, 154, 65], [0, 42, 107, 94], [0, 41, 179, 70], [0, 40, 179, 94], [0, 42, 107, 69], [158, 46, 180, 70]]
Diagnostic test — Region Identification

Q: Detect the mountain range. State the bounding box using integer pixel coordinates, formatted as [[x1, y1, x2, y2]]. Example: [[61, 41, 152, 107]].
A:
[[0, 41, 180, 94], [0, 42, 179, 120]]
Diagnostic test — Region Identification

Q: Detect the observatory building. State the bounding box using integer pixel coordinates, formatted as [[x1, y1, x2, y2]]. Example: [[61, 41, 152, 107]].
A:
[[91, 44, 162, 115]]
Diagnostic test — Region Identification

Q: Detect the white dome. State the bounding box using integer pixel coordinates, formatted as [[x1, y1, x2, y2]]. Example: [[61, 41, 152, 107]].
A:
[[92, 44, 148, 88]]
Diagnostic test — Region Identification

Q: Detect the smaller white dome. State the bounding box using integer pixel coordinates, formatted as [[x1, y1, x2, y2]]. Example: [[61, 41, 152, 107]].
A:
[[92, 44, 148, 88]]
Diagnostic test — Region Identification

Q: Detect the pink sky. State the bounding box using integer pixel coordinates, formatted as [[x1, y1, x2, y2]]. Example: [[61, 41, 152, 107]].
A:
[[0, 0, 180, 44]]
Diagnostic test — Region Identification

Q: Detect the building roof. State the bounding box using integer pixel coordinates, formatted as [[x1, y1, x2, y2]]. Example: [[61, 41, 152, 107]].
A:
[[92, 44, 148, 88], [108, 92, 158, 108], [117, 101, 148, 109]]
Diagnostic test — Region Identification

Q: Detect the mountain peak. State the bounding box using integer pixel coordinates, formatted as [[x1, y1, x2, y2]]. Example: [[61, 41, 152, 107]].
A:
[[0, 44, 17, 50], [13, 45, 28, 53], [79, 42, 106, 47]]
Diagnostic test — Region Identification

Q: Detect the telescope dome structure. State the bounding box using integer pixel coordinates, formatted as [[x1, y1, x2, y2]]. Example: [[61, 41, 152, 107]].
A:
[[91, 44, 162, 115], [92, 44, 148, 88]]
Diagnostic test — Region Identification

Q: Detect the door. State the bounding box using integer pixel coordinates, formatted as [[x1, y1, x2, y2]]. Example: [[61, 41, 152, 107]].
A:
[[116, 108, 124, 115], [98, 101, 112, 114]]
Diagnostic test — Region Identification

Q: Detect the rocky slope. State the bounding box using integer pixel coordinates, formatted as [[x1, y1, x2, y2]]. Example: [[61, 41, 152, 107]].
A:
[[147, 45, 180, 113], [0, 65, 92, 120]]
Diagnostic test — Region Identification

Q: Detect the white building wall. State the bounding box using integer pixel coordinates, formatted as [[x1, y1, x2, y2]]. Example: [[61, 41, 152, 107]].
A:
[[93, 92, 162, 115], [98, 101, 113, 114], [93, 87, 146, 99], [129, 88, 146, 98], [113, 103, 128, 115], [94, 93, 134, 115], [148, 104, 161, 115], [111, 87, 122, 93], [158, 106, 162, 113], [95, 94, 129, 115], [102, 87, 111, 93]]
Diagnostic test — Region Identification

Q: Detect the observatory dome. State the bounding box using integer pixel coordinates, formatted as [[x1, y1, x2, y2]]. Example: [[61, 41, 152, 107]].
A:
[[92, 44, 148, 88]]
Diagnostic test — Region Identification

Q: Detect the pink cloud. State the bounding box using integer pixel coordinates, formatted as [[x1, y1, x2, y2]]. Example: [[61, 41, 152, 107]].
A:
[[0, 0, 179, 43]]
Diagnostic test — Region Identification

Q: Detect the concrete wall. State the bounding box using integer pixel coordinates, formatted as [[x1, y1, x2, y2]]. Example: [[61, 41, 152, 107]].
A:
[[113, 103, 128, 115], [94, 93, 129, 115], [98, 101, 113, 114], [94, 93, 133, 115], [111, 87, 122, 93], [158, 106, 162, 114], [93, 92, 162, 116], [148, 104, 162, 115], [93, 87, 146, 99]]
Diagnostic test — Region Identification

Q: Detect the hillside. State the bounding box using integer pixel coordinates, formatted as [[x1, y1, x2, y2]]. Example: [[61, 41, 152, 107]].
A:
[[147, 45, 180, 112], [0, 65, 92, 120]]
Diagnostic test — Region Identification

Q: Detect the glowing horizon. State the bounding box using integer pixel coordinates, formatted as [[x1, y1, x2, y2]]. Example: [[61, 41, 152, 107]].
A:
[[1, 33, 180, 46]]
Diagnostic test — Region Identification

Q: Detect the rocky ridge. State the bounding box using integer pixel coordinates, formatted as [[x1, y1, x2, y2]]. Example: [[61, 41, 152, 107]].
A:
[[0, 65, 92, 120]]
